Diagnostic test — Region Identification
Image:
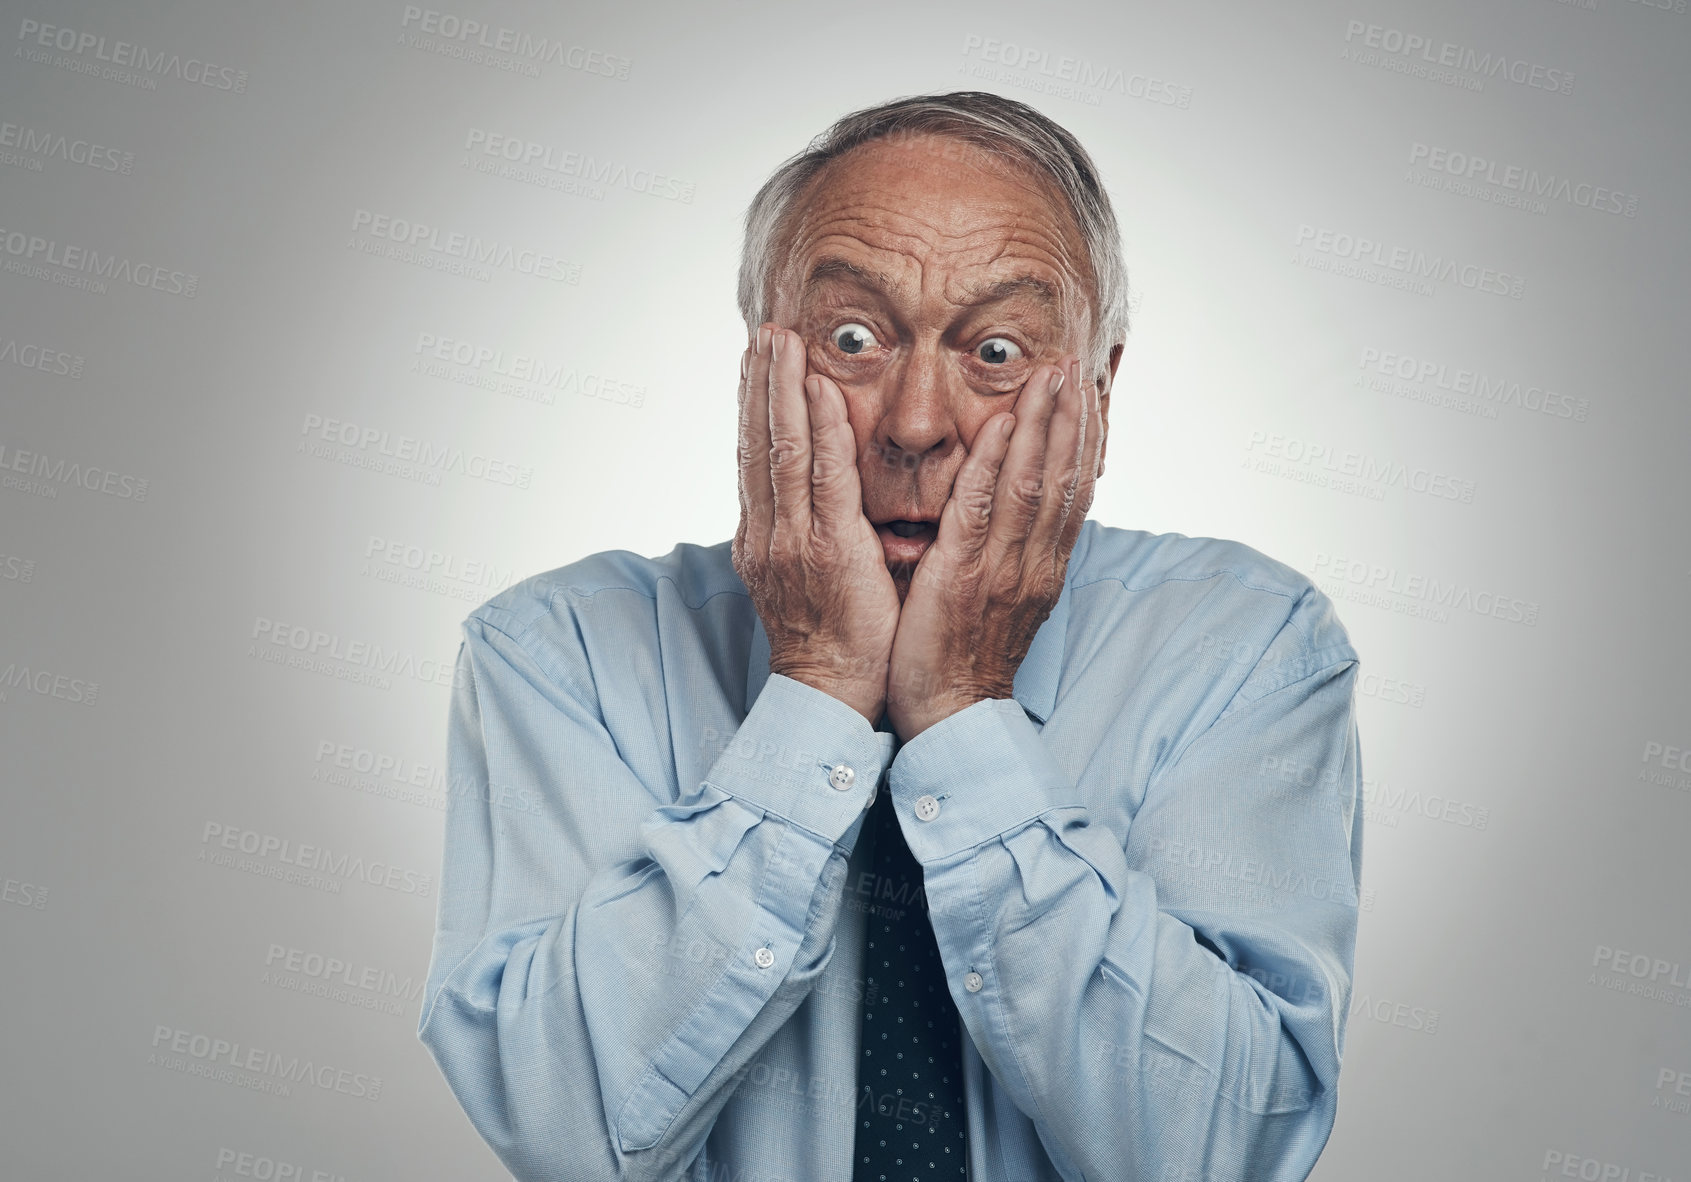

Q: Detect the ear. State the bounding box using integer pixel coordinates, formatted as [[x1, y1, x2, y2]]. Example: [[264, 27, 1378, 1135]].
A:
[[1096, 342, 1123, 478]]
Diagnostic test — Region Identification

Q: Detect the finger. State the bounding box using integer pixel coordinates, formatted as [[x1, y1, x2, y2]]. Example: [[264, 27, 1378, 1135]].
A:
[[987, 364, 1063, 566], [1030, 354, 1087, 563], [737, 324, 776, 548], [933, 410, 1016, 570], [804, 373, 864, 538], [766, 327, 814, 542], [1061, 357, 1103, 557]]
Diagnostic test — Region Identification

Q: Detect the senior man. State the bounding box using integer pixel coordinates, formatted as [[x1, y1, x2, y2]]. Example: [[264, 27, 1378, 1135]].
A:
[[419, 92, 1365, 1182]]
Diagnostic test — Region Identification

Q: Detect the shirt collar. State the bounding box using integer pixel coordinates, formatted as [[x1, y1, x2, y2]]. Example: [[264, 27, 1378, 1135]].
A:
[[742, 553, 1073, 726]]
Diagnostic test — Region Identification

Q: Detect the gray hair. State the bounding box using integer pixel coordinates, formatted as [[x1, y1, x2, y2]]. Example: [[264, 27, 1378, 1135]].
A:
[[736, 90, 1130, 380]]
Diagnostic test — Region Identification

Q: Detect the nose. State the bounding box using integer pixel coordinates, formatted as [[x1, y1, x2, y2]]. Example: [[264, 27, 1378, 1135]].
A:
[[871, 339, 956, 475]]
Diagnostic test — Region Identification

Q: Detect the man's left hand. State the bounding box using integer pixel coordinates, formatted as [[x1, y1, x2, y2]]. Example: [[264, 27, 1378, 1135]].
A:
[[886, 355, 1101, 743]]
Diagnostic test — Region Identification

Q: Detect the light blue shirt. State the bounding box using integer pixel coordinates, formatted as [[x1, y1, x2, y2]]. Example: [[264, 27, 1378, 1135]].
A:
[[418, 518, 1365, 1182]]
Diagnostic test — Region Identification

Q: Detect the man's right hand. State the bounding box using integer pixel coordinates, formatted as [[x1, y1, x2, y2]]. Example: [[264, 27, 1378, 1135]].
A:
[[732, 323, 900, 725]]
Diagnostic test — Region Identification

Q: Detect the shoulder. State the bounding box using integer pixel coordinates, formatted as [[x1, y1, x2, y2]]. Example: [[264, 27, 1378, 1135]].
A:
[[1071, 520, 1358, 690], [459, 538, 747, 657], [1072, 519, 1317, 602]]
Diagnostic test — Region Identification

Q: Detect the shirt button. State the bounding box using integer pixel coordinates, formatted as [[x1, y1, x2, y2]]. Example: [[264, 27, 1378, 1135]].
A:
[[963, 971, 983, 993], [753, 947, 775, 969], [829, 764, 855, 790], [914, 794, 940, 822]]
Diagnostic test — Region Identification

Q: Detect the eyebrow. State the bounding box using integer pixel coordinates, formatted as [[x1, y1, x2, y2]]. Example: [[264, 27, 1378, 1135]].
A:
[[803, 256, 899, 294], [803, 256, 1060, 314], [956, 274, 1059, 312]]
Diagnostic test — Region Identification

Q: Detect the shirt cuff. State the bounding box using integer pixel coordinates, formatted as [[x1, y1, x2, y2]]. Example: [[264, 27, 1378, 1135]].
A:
[[887, 697, 1075, 863], [702, 673, 894, 845]]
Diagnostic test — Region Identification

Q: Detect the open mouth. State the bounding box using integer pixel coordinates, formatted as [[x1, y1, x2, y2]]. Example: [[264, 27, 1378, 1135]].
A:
[[872, 517, 939, 563], [886, 520, 933, 538], [873, 516, 938, 538]]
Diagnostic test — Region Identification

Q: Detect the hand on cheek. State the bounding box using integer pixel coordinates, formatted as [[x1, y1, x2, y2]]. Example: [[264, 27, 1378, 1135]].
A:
[[731, 324, 901, 725], [885, 355, 1101, 742]]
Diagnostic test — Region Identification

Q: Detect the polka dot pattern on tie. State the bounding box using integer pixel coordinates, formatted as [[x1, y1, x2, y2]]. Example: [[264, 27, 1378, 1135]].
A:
[[852, 786, 968, 1181]]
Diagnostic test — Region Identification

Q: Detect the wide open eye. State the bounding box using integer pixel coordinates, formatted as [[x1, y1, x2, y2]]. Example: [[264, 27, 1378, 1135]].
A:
[[831, 322, 878, 355], [976, 337, 1023, 365]]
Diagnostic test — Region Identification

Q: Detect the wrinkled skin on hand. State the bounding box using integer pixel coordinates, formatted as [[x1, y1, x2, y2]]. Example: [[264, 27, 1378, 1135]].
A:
[[732, 323, 900, 724], [886, 355, 1101, 741]]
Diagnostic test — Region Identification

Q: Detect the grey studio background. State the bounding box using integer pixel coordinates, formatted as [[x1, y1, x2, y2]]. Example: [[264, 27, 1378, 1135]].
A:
[[1, 0, 1687, 1178]]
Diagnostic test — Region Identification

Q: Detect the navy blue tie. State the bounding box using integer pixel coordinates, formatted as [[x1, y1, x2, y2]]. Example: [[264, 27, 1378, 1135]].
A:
[[852, 769, 969, 1181]]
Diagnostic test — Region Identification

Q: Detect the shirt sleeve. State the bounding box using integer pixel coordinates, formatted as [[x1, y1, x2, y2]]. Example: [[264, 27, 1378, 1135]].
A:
[[887, 591, 1364, 1182], [417, 612, 894, 1182]]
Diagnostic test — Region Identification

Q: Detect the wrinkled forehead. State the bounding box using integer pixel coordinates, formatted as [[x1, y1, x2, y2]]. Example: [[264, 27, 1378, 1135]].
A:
[[774, 134, 1095, 316]]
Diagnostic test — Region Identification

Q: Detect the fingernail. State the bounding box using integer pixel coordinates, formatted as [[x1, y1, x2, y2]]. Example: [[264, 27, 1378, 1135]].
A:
[[757, 325, 772, 354], [1001, 417, 1015, 439], [740, 350, 749, 380], [1051, 370, 1065, 394], [772, 330, 785, 359]]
